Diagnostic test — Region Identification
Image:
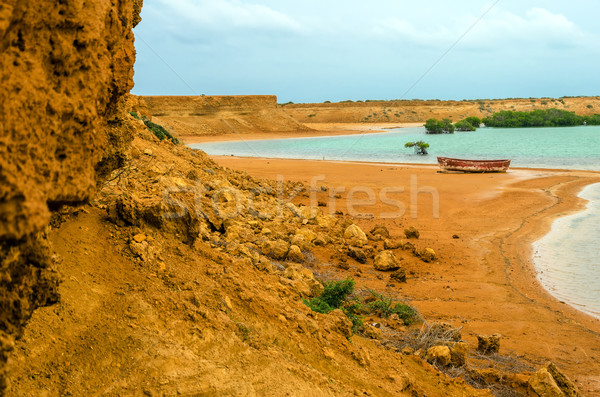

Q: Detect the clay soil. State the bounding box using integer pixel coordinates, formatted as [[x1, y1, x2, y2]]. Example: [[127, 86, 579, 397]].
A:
[[213, 156, 600, 395]]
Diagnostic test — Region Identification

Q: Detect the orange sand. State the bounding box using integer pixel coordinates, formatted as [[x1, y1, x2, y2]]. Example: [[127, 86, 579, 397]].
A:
[[211, 155, 600, 394]]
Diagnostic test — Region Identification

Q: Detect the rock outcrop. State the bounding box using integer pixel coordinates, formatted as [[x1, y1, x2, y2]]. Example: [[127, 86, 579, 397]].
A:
[[0, 0, 141, 390]]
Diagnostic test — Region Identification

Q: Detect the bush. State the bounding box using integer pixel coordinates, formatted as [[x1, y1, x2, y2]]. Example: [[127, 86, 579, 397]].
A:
[[142, 117, 179, 144], [482, 108, 596, 128], [454, 120, 476, 131], [365, 290, 420, 325], [424, 118, 454, 134], [304, 278, 355, 314]]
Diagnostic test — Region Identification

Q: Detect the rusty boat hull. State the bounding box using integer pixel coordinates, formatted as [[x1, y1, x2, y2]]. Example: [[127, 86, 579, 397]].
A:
[[437, 157, 511, 173]]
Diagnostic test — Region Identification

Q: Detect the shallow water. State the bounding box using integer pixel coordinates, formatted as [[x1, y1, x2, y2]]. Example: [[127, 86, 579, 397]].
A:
[[533, 183, 600, 318], [189, 125, 600, 170]]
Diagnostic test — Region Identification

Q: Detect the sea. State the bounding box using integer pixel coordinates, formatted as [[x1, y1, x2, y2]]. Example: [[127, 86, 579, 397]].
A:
[[189, 125, 600, 318]]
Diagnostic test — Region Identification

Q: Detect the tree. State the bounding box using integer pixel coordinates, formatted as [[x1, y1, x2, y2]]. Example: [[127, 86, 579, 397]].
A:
[[441, 118, 455, 133], [424, 118, 454, 133], [405, 141, 430, 155], [424, 118, 443, 134], [454, 120, 476, 131], [464, 116, 482, 128]]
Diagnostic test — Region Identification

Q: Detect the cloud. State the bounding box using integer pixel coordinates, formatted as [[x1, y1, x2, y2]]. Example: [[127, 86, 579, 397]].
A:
[[372, 7, 593, 51], [151, 0, 303, 34]]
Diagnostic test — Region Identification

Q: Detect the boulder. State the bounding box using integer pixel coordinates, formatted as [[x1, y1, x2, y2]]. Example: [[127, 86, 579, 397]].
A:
[[528, 368, 564, 397], [287, 245, 305, 262], [344, 224, 368, 247], [369, 224, 390, 240], [373, 251, 401, 271], [546, 362, 580, 396], [449, 342, 468, 367], [390, 268, 407, 283], [347, 246, 367, 264], [417, 248, 436, 263], [270, 240, 290, 260], [404, 226, 420, 239], [425, 345, 451, 367], [477, 334, 501, 354], [383, 239, 402, 250]]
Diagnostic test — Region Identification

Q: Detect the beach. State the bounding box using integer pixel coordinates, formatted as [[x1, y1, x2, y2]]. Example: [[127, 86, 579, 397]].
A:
[[183, 124, 600, 393]]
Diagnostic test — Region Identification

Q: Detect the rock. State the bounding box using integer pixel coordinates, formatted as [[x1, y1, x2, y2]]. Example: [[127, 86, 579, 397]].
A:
[[477, 334, 501, 354], [390, 269, 407, 283], [404, 226, 420, 239], [143, 148, 153, 156], [287, 245, 305, 262], [290, 234, 309, 251], [369, 224, 390, 239], [449, 342, 468, 367], [546, 363, 581, 397], [295, 228, 317, 243], [528, 368, 564, 397], [417, 248, 437, 262], [133, 233, 146, 243], [344, 224, 368, 247], [373, 251, 401, 271], [425, 345, 451, 367], [452, 234, 460, 239], [270, 240, 290, 260], [347, 246, 367, 264], [362, 324, 382, 339], [383, 239, 402, 250], [402, 241, 416, 253], [315, 214, 335, 228]]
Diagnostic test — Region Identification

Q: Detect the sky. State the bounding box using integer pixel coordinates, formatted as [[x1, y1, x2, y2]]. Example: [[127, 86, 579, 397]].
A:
[[132, 0, 600, 103]]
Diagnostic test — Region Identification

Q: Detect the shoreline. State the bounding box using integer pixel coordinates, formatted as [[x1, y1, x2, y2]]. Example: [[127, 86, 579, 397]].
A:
[[209, 155, 600, 393], [178, 122, 422, 144]]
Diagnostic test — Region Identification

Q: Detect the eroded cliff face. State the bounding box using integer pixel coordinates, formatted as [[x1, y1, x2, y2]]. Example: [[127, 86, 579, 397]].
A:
[[0, 0, 141, 390]]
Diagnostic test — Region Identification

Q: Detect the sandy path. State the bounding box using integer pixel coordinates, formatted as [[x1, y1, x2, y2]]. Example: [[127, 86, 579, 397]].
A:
[[211, 156, 600, 394]]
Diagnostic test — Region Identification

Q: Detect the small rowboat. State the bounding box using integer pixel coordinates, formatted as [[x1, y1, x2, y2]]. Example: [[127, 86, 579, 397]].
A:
[[437, 156, 511, 173]]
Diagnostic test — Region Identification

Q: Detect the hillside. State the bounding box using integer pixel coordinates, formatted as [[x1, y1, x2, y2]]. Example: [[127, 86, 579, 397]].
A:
[[139, 95, 313, 137], [280, 97, 600, 124]]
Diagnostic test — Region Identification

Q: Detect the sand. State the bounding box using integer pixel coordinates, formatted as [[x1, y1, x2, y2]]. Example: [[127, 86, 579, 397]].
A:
[[209, 155, 600, 394], [179, 122, 421, 144]]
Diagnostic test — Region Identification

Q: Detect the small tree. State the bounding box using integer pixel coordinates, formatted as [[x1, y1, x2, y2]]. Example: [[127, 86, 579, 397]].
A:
[[405, 141, 429, 155], [424, 118, 443, 134], [454, 120, 476, 131], [441, 118, 455, 133]]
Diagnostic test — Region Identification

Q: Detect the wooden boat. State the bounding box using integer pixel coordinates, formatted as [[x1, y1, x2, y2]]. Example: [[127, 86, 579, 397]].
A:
[[437, 156, 511, 173]]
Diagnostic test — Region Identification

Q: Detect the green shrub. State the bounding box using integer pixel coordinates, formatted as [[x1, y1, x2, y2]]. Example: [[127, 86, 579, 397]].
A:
[[129, 111, 141, 120], [303, 278, 355, 314], [142, 117, 179, 144], [365, 290, 420, 325]]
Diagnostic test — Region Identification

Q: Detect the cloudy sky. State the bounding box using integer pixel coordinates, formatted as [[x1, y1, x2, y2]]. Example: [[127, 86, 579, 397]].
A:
[[132, 0, 600, 103]]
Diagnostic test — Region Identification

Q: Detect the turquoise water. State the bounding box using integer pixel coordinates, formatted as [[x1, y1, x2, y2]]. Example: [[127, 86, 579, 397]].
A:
[[189, 126, 600, 170], [533, 183, 600, 318]]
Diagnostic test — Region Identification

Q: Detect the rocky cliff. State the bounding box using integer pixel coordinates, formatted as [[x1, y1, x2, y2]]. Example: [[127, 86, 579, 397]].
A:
[[0, 0, 141, 390]]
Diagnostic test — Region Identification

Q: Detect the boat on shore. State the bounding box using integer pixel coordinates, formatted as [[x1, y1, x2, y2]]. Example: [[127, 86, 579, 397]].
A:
[[437, 156, 511, 173]]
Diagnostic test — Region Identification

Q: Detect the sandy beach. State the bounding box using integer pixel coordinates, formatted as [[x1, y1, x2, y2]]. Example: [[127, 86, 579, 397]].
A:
[[178, 122, 422, 144], [207, 153, 600, 394]]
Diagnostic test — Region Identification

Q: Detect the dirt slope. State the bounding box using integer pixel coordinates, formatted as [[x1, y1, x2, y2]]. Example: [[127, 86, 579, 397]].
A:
[[139, 95, 313, 137], [281, 97, 600, 124], [7, 124, 492, 396]]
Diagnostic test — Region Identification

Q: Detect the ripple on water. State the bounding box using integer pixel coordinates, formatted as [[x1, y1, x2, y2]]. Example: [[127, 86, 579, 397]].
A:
[[533, 183, 600, 318]]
